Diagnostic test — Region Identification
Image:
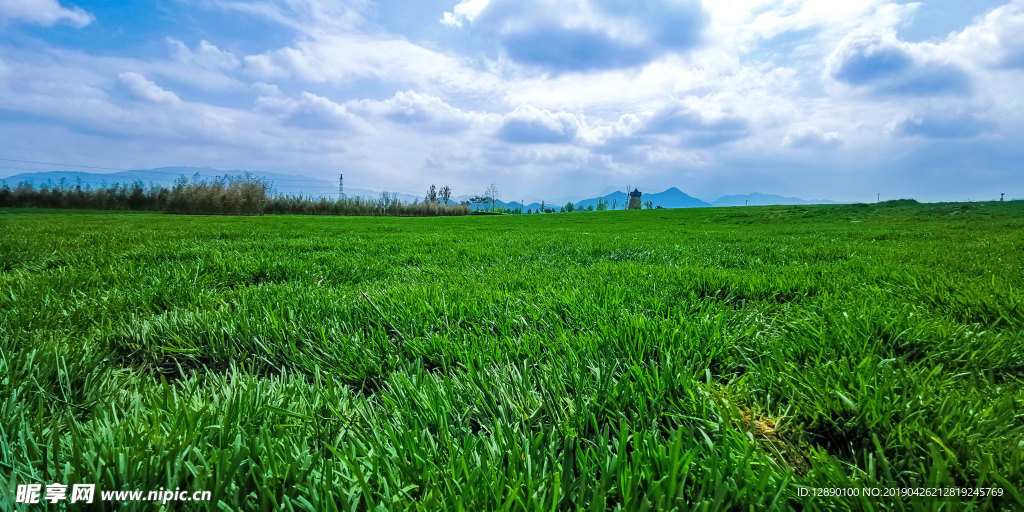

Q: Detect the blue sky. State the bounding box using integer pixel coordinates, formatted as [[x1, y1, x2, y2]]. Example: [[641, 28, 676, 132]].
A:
[[1, 0, 1022, 203]]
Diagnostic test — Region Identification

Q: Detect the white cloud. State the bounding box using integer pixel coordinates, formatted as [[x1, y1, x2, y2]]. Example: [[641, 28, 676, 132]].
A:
[[892, 113, 990, 139], [201, 0, 363, 32], [242, 33, 498, 94], [941, 1, 1024, 69], [347, 91, 485, 132], [118, 72, 181, 105], [497, 105, 582, 144], [595, 101, 751, 153], [824, 30, 971, 96], [255, 91, 366, 131], [0, 0, 93, 27], [2, 65, 256, 148], [640, 102, 749, 145], [442, 0, 706, 72], [783, 126, 843, 149], [168, 38, 240, 71], [250, 82, 281, 96], [441, 0, 490, 27], [0, 47, 372, 170]]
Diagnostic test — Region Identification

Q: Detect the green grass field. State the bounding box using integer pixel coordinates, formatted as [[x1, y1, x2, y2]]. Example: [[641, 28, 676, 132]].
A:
[[2, 202, 1023, 510]]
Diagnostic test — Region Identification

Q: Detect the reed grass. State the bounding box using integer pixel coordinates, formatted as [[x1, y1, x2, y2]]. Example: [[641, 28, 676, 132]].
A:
[[0, 175, 471, 217]]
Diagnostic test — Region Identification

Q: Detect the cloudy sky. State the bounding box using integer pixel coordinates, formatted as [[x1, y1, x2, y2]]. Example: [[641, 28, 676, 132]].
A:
[[0, 0, 1021, 203]]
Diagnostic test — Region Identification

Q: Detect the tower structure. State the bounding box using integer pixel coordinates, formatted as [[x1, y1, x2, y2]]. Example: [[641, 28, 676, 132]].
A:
[[338, 174, 345, 199], [628, 188, 642, 210]]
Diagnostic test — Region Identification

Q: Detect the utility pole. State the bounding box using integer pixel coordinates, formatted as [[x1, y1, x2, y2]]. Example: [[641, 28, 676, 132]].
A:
[[338, 173, 345, 200], [877, 193, 880, 203], [745, 199, 748, 206]]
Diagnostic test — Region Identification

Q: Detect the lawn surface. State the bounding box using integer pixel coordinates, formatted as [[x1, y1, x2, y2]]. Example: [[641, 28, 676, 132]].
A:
[[1, 202, 1023, 510]]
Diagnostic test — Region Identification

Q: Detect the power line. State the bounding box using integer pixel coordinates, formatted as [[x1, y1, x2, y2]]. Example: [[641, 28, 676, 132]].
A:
[[0, 165, 62, 174], [0, 157, 135, 172]]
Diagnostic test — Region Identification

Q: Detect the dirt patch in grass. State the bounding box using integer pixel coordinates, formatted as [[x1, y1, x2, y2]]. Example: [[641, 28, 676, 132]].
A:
[[739, 407, 812, 476], [710, 391, 814, 476]]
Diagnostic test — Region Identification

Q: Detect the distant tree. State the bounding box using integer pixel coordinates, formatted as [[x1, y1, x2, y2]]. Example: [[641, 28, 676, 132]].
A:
[[596, 199, 608, 211], [468, 195, 485, 211], [527, 208, 532, 214], [612, 199, 618, 210], [379, 191, 395, 215], [485, 182, 499, 212], [440, 185, 452, 205], [644, 200, 653, 209], [565, 202, 575, 212], [587, 204, 594, 211], [425, 184, 438, 204]]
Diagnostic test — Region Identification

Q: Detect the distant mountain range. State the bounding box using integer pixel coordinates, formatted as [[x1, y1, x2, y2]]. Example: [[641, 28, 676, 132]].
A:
[[1, 167, 836, 209], [468, 188, 834, 211], [711, 192, 835, 207], [575, 187, 711, 209]]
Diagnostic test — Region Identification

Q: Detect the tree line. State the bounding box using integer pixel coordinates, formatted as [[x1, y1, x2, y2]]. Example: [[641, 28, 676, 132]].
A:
[[2, 175, 658, 217], [0, 174, 471, 217]]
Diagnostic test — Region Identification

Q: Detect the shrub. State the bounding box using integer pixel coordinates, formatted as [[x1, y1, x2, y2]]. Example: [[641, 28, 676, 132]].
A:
[[166, 173, 268, 215], [879, 198, 919, 206]]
